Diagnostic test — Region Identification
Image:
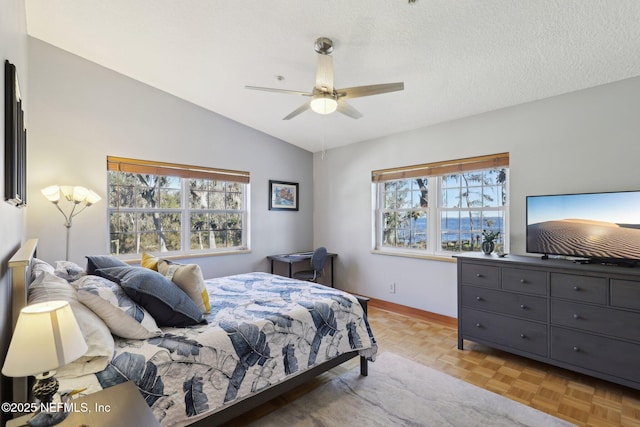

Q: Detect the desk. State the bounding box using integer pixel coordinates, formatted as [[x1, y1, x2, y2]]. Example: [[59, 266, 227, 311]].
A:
[[267, 251, 337, 287]]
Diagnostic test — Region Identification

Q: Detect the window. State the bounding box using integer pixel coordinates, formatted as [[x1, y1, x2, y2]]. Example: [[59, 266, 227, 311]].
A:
[[372, 153, 509, 257], [107, 156, 250, 256]]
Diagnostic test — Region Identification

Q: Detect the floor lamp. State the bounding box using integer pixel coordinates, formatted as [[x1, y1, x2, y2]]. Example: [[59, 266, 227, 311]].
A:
[[41, 185, 101, 261]]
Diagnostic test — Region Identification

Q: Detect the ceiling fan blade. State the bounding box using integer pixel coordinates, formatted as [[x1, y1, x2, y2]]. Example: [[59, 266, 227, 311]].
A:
[[315, 54, 334, 92], [338, 82, 404, 99], [337, 100, 363, 119], [283, 102, 311, 120], [245, 86, 312, 96]]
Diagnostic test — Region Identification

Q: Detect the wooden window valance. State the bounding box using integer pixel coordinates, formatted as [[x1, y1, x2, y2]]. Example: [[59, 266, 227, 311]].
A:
[[371, 152, 509, 183], [107, 156, 250, 184]]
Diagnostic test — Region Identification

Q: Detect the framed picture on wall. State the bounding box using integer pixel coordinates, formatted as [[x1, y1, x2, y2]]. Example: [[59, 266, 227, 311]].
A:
[[4, 60, 27, 207], [269, 180, 299, 211]]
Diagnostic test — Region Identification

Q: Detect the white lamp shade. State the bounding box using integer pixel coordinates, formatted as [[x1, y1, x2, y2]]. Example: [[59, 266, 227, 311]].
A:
[[43, 185, 100, 205], [41, 185, 61, 202], [2, 301, 88, 377], [60, 186, 74, 201], [310, 94, 338, 115], [85, 190, 102, 205], [72, 186, 89, 202]]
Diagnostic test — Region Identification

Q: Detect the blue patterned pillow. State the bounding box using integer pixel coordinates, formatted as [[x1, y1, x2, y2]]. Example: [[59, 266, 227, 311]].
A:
[[95, 266, 205, 327], [73, 275, 162, 339]]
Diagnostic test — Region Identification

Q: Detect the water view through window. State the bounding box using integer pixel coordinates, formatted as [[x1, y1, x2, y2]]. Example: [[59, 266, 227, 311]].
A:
[[377, 166, 508, 255]]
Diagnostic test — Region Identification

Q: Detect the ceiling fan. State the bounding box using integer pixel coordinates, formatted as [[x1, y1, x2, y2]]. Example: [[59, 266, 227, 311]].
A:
[[245, 37, 404, 120]]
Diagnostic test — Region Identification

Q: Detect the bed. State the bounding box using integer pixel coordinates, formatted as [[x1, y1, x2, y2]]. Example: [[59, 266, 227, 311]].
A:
[[4, 239, 377, 427]]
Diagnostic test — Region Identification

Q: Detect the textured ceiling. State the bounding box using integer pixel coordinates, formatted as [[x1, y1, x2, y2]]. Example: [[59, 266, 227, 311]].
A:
[[25, 0, 640, 153]]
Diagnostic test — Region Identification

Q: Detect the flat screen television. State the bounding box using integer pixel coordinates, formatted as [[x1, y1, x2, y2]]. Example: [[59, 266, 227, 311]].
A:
[[526, 190, 640, 265]]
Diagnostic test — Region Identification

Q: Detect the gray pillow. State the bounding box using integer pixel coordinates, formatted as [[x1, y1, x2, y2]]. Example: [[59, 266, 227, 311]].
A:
[[86, 255, 128, 275], [96, 266, 205, 327]]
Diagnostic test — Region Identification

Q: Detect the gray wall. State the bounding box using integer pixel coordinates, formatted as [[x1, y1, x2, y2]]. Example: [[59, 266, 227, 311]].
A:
[[21, 33, 640, 320], [26, 38, 314, 277], [0, 0, 28, 412], [314, 76, 640, 317]]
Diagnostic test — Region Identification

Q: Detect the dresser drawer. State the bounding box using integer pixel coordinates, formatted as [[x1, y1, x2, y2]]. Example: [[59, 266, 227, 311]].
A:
[[461, 286, 547, 322], [460, 308, 547, 356], [460, 263, 499, 288], [551, 327, 640, 382], [551, 300, 640, 342], [610, 279, 640, 311], [550, 273, 607, 304], [502, 268, 547, 295]]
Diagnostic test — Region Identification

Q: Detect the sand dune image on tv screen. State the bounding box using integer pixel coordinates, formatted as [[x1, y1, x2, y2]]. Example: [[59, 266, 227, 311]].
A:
[[527, 219, 640, 260]]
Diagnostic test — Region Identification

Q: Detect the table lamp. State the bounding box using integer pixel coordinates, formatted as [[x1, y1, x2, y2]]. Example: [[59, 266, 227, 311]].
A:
[[2, 301, 88, 426]]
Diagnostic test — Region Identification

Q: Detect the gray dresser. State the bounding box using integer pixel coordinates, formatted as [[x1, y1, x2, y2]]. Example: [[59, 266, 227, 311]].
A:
[[457, 253, 640, 390]]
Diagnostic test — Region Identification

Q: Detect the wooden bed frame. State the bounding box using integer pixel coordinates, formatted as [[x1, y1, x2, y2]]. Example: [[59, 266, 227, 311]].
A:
[[3, 239, 369, 426]]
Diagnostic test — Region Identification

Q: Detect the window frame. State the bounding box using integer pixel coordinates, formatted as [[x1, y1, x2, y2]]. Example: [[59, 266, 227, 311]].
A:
[[106, 156, 250, 258], [372, 153, 509, 259], [376, 178, 430, 252]]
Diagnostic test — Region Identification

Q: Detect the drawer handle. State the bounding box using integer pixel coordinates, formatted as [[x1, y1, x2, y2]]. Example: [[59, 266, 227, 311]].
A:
[[520, 333, 526, 339], [476, 273, 482, 278], [573, 286, 580, 291], [520, 304, 527, 310], [475, 323, 482, 328], [520, 279, 526, 284], [573, 314, 580, 320], [476, 296, 482, 301], [573, 346, 580, 352]]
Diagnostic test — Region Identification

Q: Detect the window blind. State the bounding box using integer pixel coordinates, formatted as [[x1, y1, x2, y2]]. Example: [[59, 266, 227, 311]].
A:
[[371, 152, 509, 183], [107, 156, 250, 184]]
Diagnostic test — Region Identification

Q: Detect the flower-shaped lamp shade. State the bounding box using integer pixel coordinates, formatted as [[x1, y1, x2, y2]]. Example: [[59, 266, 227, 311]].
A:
[[85, 190, 102, 205], [71, 186, 89, 203], [59, 186, 74, 201], [1, 301, 88, 378], [41, 186, 61, 203], [59, 185, 91, 202], [40, 184, 102, 261]]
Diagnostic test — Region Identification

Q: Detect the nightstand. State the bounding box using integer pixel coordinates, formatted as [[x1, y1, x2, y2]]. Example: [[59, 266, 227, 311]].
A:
[[7, 381, 160, 427]]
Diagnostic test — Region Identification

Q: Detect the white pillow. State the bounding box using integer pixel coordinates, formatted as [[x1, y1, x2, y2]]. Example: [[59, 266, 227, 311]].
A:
[[73, 275, 162, 339], [27, 272, 114, 378], [54, 260, 86, 282], [30, 258, 55, 281]]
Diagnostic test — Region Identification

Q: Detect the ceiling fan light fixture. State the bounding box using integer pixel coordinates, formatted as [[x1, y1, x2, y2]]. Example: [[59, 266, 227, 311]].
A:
[[246, 35, 403, 120], [310, 94, 338, 115]]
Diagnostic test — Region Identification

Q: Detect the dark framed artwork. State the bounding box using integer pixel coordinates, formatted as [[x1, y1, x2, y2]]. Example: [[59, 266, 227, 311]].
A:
[[269, 180, 299, 211], [4, 60, 27, 207]]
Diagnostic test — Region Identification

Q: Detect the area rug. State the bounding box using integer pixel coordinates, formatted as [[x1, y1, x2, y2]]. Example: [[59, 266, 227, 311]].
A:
[[248, 352, 575, 427]]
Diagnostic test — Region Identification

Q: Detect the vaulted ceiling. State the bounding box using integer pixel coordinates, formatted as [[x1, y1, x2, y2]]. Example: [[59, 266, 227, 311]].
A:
[[25, 1, 640, 153]]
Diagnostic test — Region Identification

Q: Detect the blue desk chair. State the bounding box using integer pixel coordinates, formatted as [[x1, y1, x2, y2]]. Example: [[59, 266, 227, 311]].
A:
[[293, 247, 328, 282]]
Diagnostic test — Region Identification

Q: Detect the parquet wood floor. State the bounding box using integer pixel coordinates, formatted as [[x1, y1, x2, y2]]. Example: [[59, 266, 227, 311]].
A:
[[227, 303, 640, 426]]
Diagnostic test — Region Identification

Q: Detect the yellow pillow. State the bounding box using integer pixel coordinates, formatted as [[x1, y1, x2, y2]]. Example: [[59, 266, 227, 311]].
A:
[[141, 252, 159, 271], [157, 260, 210, 314]]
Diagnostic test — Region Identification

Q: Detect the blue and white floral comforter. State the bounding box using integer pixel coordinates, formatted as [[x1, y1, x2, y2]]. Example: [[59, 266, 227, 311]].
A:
[[61, 272, 377, 426]]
